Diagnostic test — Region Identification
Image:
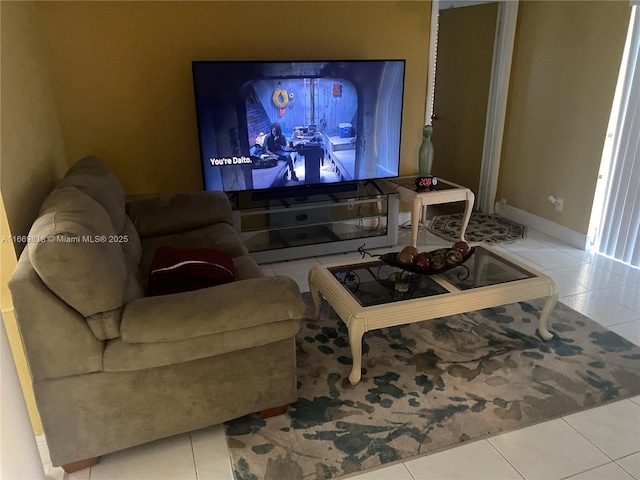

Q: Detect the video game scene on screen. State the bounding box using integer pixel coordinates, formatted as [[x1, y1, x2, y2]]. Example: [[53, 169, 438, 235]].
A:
[[193, 60, 405, 193]]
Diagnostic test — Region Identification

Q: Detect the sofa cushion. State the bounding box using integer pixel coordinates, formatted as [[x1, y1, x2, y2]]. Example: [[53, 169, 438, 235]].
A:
[[56, 156, 127, 233], [121, 216, 142, 265], [121, 276, 304, 343], [103, 318, 299, 372], [126, 191, 234, 239], [29, 186, 128, 340], [147, 247, 235, 296]]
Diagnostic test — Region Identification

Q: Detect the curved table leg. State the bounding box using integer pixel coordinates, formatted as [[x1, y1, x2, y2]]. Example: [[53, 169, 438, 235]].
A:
[[411, 197, 423, 248], [538, 285, 559, 341], [347, 318, 366, 385], [309, 278, 321, 321], [459, 190, 475, 243]]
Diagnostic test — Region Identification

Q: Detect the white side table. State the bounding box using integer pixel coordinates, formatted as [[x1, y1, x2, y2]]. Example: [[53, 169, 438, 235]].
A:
[[382, 176, 475, 247]]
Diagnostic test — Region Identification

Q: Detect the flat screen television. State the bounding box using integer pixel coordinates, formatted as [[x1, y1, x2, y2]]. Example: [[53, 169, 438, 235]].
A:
[[192, 60, 405, 196]]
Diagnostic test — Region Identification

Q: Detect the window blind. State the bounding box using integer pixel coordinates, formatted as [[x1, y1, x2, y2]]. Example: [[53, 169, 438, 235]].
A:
[[597, 6, 640, 268]]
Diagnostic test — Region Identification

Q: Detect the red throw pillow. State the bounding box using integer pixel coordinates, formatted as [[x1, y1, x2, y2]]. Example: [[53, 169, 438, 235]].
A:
[[147, 247, 235, 296]]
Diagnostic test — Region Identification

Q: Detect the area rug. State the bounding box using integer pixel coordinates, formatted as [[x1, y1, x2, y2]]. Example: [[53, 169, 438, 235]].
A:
[[428, 212, 526, 244], [224, 296, 640, 480]]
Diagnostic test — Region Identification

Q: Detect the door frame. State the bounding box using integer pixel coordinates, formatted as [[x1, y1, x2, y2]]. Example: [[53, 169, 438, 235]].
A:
[[426, 0, 519, 213]]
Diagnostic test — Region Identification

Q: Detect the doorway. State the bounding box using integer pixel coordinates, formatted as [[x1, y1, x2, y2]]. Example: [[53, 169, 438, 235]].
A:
[[426, 0, 519, 213]]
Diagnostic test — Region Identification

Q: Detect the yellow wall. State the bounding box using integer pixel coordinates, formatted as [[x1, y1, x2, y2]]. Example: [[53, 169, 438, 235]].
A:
[[9, 0, 628, 236], [37, 1, 432, 197], [0, 1, 70, 436], [0, 2, 69, 255], [499, 1, 630, 234]]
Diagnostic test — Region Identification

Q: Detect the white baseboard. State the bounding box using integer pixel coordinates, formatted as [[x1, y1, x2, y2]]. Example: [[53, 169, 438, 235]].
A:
[[495, 203, 590, 250], [36, 434, 66, 480]]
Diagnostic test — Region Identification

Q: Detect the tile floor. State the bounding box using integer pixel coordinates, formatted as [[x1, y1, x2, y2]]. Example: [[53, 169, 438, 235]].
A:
[[43, 226, 640, 480]]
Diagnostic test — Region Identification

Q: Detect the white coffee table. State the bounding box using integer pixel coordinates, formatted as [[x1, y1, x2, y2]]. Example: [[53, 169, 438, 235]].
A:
[[308, 245, 558, 385], [381, 176, 475, 247]]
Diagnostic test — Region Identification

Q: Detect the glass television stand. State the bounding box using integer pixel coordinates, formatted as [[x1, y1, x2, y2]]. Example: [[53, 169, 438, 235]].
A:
[[231, 183, 400, 264]]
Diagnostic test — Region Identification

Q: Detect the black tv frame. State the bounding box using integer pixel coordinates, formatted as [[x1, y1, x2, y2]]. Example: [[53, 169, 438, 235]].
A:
[[192, 59, 406, 199]]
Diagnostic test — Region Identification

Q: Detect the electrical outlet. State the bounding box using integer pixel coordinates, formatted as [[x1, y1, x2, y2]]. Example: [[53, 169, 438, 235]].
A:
[[501, 197, 507, 205], [555, 198, 564, 212], [347, 199, 355, 211]]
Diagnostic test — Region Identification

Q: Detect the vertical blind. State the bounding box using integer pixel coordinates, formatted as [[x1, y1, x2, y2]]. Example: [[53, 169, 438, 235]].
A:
[[597, 6, 640, 268]]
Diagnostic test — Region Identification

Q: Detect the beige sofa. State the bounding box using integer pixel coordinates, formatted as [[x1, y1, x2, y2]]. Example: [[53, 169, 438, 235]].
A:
[[9, 156, 305, 471]]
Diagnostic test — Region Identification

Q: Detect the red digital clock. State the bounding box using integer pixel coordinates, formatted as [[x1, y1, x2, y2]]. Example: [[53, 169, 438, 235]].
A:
[[415, 175, 438, 192]]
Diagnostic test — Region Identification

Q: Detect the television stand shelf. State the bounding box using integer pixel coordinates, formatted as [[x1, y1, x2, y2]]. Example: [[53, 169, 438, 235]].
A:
[[231, 183, 399, 264]]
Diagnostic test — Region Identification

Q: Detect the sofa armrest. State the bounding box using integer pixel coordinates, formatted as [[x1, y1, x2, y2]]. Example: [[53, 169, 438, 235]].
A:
[[120, 276, 305, 343], [125, 191, 234, 238]]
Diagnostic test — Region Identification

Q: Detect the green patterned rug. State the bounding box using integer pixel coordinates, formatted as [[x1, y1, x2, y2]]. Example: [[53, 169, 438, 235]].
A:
[[428, 212, 526, 244], [224, 296, 640, 480]]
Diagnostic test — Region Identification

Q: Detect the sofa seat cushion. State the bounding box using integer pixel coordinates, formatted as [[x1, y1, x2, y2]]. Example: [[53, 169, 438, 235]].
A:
[[147, 247, 235, 296], [139, 223, 249, 277], [121, 276, 304, 343], [103, 318, 299, 372]]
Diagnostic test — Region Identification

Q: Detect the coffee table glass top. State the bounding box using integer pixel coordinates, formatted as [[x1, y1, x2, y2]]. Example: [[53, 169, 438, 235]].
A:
[[327, 262, 450, 307], [327, 246, 537, 307], [441, 247, 535, 290]]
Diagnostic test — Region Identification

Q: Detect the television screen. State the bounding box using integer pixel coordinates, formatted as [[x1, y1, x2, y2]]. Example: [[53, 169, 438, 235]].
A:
[[192, 60, 405, 193]]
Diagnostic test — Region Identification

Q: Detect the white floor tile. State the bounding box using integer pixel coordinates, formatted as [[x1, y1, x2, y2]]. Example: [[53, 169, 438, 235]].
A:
[[631, 396, 640, 406], [492, 248, 547, 271], [596, 283, 640, 313], [404, 440, 523, 480], [316, 250, 368, 264], [525, 230, 571, 247], [589, 256, 640, 284], [563, 400, 640, 460], [295, 277, 311, 293], [62, 467, 89, 480], [88, 433, 196, 480], [551, 264, 629, 291], [260, 265, 276, 276], [565, 462, 635, 480], [268, 256, 322, 274], [403, 227, 450, 249], [270, 257, 321, 292], [190, 425, 234, 480], [368, 245, 400, 257], [556, 246, 597, 263], [609, 320, 640, 346], [541, 269, 589, 298], [560, 291, 639, 327], [514, 248, 587, 270], [348, 462, 415, 480], [617, 452, 640, 479], [488, 419, 610, 480]]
